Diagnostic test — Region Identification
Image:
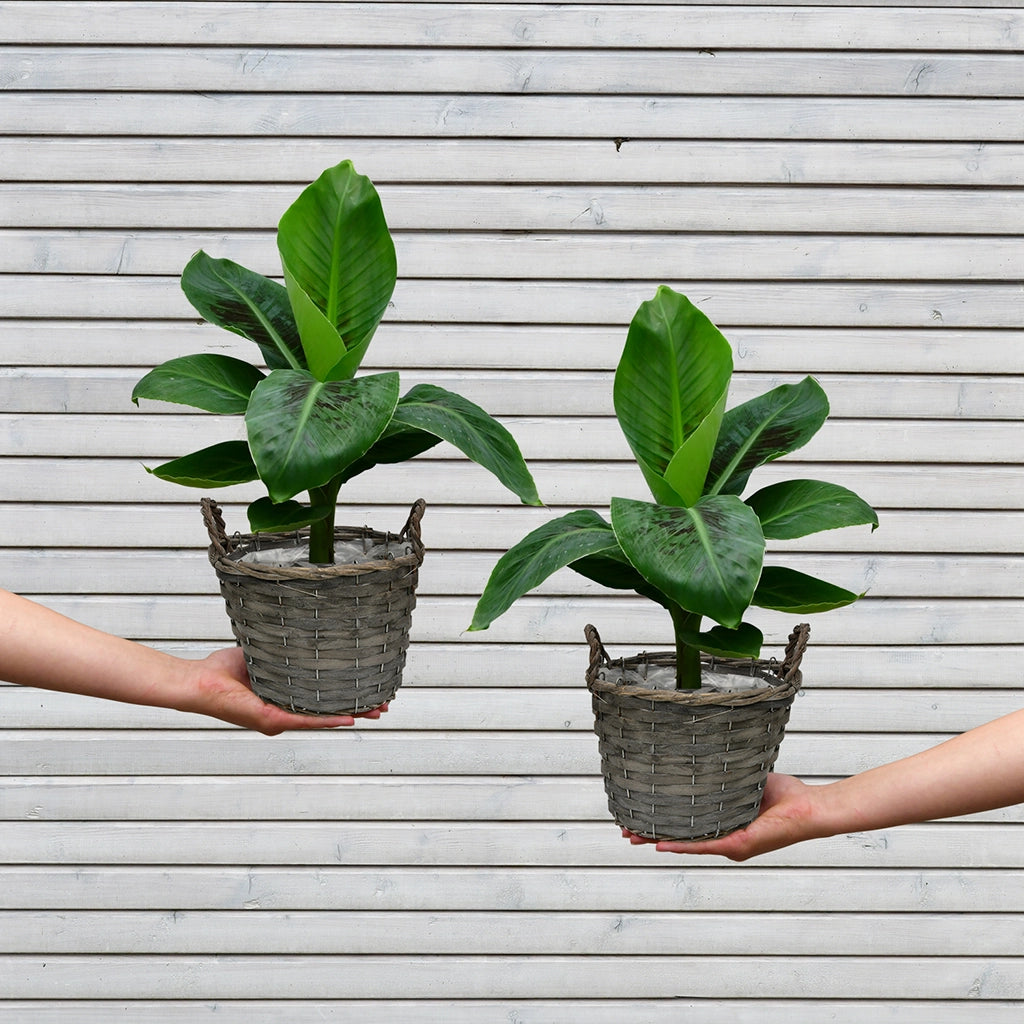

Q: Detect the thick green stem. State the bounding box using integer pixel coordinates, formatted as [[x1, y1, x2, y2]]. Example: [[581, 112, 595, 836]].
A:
[[307, 479, 342, 564], [670, 605, 703, 690]]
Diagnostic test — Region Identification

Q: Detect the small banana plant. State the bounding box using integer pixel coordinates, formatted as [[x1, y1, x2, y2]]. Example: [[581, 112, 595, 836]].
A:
[[133, 161, 541, 563], [470, 287, 877, 689]]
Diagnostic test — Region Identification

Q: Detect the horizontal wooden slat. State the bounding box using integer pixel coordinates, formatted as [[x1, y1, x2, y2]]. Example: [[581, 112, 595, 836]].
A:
[[7, 48, 1021, 96], [4, 769, 1022, 820], [2, 412, 1017, 465], [4, 322, 1023, 373], [6, 909, 1024, 956], [3, 549, 1022, 599], [0, 731, 994, 778], [5, 185, 1024, 235], [2, 820, 1024, 870], [7, 230, 1024, 281], [1, 684, 1019, 734], [4, 139, 1022, 185], [3, 865, 1022, 913], [5, 276, 1024, 328], [3, 638, 1022, 689], [0, 1001, 1019, 1024], [3, 3, 1022, 50], [5, 504, 1017, 555], [8, 367, 1024, 420], [2, 952, 1024, 1000], [3, 459, 1022, 510]]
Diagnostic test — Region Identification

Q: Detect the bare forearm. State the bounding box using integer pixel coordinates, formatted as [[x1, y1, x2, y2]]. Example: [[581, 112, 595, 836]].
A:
[[814, 708, 1024, 836], [0, 589, 189, 709]]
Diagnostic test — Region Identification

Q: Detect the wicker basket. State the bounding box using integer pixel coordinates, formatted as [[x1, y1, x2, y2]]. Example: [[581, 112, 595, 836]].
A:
[[585, 622, 809, 841], [201, 498, 425, 715]]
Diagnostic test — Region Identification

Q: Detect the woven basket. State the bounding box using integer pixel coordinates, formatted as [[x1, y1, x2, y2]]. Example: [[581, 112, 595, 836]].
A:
[[201, 498, 425, 715], [585, 622, 809, 841]]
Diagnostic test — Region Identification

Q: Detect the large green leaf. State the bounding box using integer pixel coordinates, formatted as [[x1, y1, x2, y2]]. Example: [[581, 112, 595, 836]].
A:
[[753, 565, 862, 614], [246, 497, 333, 534], [337, 419, 443, 484], [570, 541, 658, 595], [470, 510, 618, 631], [705, 376, 829, 496], [673, 619, 765, 659], [180, 251, 304, 371], [613, 287, 732, 505], [277, 160, 397, 381], [390, 384, 542, 506], [132, 354, 265, 414], [147, 440, 258, 489], [245, 369, 400, 502], [610, 495, 765, 628], [746, 479, 879, 539]]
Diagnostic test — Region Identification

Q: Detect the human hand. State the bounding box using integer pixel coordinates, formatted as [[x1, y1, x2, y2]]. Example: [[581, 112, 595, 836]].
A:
[[182, 646, 388, 734], [622, 773, 821, 861]]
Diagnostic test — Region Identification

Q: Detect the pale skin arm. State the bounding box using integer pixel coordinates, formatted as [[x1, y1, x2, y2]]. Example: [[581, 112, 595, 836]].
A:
[[626, 707, 1024, 860], [0, 589, 384, 734]]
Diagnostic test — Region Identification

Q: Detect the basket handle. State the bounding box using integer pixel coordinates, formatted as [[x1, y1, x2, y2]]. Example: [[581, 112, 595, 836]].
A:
[[201, 497, 233, 558], [400, 498, 427, 563], [584, 623, 611, 686], [781, 622, 811, 682]]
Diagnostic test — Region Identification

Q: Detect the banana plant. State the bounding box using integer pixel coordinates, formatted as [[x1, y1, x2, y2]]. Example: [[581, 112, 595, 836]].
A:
[[470, 287, 877, 689], [133, 161, 541, 563]]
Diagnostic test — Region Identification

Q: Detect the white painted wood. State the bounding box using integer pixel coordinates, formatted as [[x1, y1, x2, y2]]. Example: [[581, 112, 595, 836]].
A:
[[6, 184, 1024, 233], [6, 321, 1024, 373], [3, 548, 1023, 600], [4, 772, 1022, 821], [1, 953, 1024, 999], [4, 1, 1022, 1015], [0, 731, 999, 779], [8, 230, 1024, 281], [4, 457, 1023, 509], [7, 909, 1024, 956], [4, 138, 1023, 185], [7, 366, 1024, 420], [0, 504, 1021, 555], [0, 1003, 1019, 1024], [3, 865, 1021, 913], [5, 411, 1023, 466], [2, 820, 1022, 869], [3, 3, 1022, 49], [8, 48, 1022, 96]]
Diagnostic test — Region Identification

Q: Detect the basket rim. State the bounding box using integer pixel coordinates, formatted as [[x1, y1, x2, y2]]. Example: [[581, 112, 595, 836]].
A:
[[201, 498, 425, 581]]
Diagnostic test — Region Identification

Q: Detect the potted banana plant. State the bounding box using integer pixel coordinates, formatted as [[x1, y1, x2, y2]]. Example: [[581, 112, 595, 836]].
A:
[[470, 287, 877, 840], [133, 160, 540, 716]]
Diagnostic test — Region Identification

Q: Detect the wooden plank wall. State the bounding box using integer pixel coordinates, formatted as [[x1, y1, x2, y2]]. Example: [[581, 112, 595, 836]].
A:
[[1, 1, 1023, 1019]]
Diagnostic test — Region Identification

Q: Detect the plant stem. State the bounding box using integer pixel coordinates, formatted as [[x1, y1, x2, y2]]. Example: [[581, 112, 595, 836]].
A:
[[307, 479, 342, 565], [669, 605, 703, 690]]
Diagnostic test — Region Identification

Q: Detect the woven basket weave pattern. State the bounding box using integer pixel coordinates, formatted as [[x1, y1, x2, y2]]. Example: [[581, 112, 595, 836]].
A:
[[585, 624, 808, 842], [202, 499, 425, 715]]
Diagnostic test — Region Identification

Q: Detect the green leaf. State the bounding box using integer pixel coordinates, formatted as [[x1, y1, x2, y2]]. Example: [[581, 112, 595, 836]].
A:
[[132, 354, 265, 414], [337, 418, 443, 484], [746, 479, 879, 539], [610, 495, 765, 628], [613, 287, 732, 505], [246, 497, 333, 533], [180, 251, 304, 371], [673, 620, 765, 659], [147, 441, 258, 489], [753, 565, 863, 614], [469, 510, 617, 631], [277, 160, 397, 381], [390, 384, 542, 506], [706, 376, 829, 496], [245, 369, 400, 502]]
